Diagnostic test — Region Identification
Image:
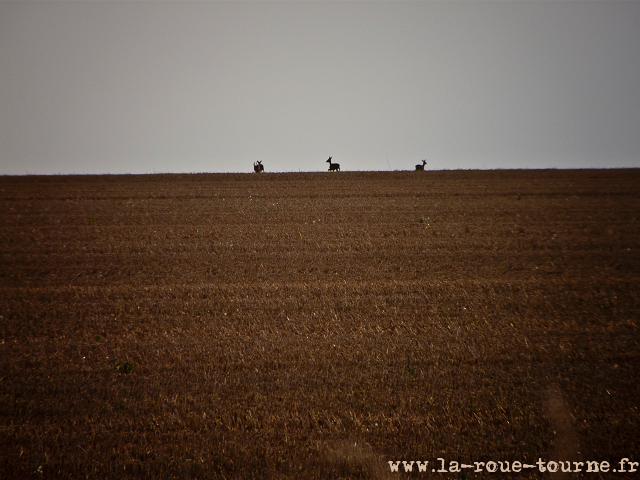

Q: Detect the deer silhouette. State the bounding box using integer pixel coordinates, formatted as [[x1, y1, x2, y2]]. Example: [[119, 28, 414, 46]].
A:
[[415, 160, 427, 171], [253, 161, 264, 173], [326, 157, 340, 172]]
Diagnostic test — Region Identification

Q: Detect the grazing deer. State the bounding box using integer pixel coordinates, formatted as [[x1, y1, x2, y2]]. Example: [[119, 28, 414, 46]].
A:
[[415, 160, 427, 171], [326, 157, 340, 172], [253, 161, 264, 173]]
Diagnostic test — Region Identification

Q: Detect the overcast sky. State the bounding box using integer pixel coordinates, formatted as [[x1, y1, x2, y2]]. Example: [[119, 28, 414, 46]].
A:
[[1, 0, 639, 175]]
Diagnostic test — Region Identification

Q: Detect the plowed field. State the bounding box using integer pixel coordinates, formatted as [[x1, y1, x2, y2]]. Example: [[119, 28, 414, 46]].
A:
[[1, 169, 639, 479]]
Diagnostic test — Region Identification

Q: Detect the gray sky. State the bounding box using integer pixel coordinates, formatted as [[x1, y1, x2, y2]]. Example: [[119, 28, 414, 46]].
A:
[[1, 0, 639, 174]]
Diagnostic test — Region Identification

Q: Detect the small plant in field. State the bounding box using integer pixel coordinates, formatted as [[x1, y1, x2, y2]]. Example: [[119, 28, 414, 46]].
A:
[[114, 359, 134, 374], [419, 218, 424, 223], [89, 215, 96, 223], [121, 362, 134, 374], [405, 357, 416, 375]]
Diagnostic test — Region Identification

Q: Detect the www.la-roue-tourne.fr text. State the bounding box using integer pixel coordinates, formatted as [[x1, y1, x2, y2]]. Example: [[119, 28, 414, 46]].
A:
[[388, 458, 639, 474]]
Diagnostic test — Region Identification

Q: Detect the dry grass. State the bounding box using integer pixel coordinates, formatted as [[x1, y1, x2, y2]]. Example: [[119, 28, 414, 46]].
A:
[[1, 169, 639, 479]]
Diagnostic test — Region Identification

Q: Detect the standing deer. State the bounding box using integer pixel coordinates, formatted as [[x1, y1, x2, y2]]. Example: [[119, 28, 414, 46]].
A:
[[326, 157, 340, 172], [253, 161, 264, 173], [415, 160, 427, 171]]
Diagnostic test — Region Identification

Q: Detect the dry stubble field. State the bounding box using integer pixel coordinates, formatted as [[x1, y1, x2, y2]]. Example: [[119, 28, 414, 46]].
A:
[[1, 169, 639, 479]]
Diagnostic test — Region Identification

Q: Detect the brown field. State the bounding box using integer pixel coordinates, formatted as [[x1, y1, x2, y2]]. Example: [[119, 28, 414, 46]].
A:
[[1, 169, 639, 479]]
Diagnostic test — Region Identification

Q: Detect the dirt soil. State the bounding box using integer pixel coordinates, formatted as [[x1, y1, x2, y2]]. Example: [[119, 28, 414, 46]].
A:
[[1, 169, 639, 479]]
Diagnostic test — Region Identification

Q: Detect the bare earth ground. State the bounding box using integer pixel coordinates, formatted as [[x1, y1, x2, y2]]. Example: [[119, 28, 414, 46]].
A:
[[0, 169, 639, 479]]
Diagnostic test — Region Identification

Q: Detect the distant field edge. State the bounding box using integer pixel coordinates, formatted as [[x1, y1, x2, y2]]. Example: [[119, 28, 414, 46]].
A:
[[2, 167, 640, 180]]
